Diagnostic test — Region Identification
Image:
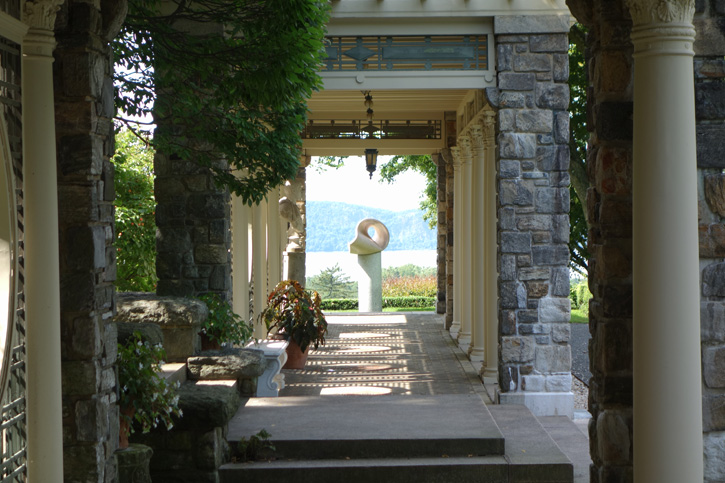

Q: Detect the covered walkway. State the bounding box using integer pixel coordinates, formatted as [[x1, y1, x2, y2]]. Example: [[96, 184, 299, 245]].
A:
[[224, 313, 591, 482], [281, 312, 489, 398]]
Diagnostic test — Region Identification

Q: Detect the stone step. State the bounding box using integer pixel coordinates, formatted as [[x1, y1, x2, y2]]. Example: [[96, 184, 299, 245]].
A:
[[219, 456, 514, 483], [160, 362, 187, 385], [223, 395, 573, 482], [227, 394, 505, 460]]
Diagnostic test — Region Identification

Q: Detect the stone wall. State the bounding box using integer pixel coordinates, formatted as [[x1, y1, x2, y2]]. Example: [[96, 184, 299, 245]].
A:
[[566, 1, 635, 481], [491, 16, 573, 416], [435, 152, 448, 316], [53, 0, 127, 480], [694, 2, 725, 480]]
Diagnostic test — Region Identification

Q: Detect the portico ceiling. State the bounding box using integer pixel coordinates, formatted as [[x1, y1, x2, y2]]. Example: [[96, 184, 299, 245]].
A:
[[307, 88, 470, 119], [303, 88, 470, 156]]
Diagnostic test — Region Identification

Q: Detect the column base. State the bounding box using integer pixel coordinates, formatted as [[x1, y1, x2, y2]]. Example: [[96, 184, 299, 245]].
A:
[[457, 333, 471, 352], [498, 391, 574, 419], [469, 347, 485, 362], [482, 366, 498, 380], [449, 321, 461, 339]]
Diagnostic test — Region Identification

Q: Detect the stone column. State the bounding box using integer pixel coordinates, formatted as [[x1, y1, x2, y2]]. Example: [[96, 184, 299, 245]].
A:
[[22, 2, 64, 479], [252, 199, 268, 338], [627, 1, 703, 481], [449, 147, 463, 339], [232, 195, 250, 321], [435, 152, 448, 318], [457, 136, 473, 352], [267, 189, 281, 290], [493, 15, 572, 418], [482, 112, 499, 380], [445, 150, 455, 328], [469, 125, 486, 363], [283, 167, 306, 285]]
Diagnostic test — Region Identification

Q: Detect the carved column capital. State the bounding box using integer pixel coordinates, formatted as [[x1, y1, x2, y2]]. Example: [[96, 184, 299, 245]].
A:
[[626, 0, 696, 57], [469, 124, 485, 156], [481, 111, 496, 143], [626, 0, 695, 26], [458, 135, 473, 165], [450, 146, 462, 169], [23, 0, 63, 31]]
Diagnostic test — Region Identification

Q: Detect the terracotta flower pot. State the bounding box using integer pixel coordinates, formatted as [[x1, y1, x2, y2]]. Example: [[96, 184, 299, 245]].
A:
[[283, 339, 310, 369], [200, 332, 221, 351], [119, 405, 135, 450]]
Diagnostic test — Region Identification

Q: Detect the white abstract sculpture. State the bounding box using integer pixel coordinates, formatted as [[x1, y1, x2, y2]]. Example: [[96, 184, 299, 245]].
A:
[[349, 219, 390, 312]]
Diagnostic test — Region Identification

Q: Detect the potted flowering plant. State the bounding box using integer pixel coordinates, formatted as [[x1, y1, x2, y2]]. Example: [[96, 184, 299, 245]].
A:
[[198, 293, 254, 350], [261, 280, 328, 369], [117, 332, 183, 448]]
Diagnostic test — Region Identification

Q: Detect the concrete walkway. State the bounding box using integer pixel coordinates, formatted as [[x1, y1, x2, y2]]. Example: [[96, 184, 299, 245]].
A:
[[229, 312, 592, 482]]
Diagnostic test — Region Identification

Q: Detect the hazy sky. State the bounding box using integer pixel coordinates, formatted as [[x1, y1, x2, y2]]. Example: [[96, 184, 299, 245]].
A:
[[306, 156, 427, 211]]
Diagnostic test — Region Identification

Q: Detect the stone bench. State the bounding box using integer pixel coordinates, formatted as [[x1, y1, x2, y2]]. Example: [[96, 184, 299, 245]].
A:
[[244, 340, 289, 397]]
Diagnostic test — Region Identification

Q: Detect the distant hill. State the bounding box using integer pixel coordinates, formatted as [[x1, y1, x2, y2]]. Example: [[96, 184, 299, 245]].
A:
[[306, 201, 436, 252]]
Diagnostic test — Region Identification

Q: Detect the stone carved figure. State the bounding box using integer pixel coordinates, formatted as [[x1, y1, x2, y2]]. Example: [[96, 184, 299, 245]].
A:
[[349, 219, 390, 312]]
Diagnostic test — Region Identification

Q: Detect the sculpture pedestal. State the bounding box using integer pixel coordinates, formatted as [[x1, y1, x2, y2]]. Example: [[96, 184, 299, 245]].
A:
[[357, 252, 382, 312]]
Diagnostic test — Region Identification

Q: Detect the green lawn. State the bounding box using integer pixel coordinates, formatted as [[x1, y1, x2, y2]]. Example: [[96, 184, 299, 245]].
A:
[[570, 308, 589, 324], [323, 307, 435, 313]]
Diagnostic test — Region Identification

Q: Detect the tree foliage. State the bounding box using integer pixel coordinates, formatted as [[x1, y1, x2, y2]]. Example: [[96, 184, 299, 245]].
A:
[[306, 264, 357, 299], [568, 23, 591, 275], [114, 0, 331, 204], [378, 155, 437, 228], [113, 129, 158, 292]]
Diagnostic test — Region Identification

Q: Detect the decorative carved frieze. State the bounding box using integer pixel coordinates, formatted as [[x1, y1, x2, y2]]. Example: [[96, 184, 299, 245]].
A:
[[22, 0, 63, 31], [626, 0, 695, 26]]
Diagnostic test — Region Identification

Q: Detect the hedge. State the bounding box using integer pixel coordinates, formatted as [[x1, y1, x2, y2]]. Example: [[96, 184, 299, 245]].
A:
[[320, 297, 435, 311]]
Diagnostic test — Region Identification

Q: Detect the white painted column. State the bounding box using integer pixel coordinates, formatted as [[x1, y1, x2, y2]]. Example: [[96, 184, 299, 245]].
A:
[[628, 2, 703, 481], [482, 112, 499, 380], [232, 195, 251, 322], [267, 189, 281, 290], [449, 147, 463, 339], [457, 136, 473, 352], [468, 125, 486, 363], [22, 1, 64, 479], [252, 199, 268, 339]]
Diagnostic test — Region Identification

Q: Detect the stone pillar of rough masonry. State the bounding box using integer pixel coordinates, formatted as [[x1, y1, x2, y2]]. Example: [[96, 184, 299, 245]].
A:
[[627, 1, 703, 481], [50, 0, 128, 480], [23, 1, 64, 479], [52, 0, 127, 480], [565, 0, 636, 479], [493, 15, 573, 418], [693, 2, 725, 480]]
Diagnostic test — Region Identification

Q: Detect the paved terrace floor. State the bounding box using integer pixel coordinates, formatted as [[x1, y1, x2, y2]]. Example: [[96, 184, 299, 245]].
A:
[[235, 312, 592, 482], [280, 312, 490, 398]]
